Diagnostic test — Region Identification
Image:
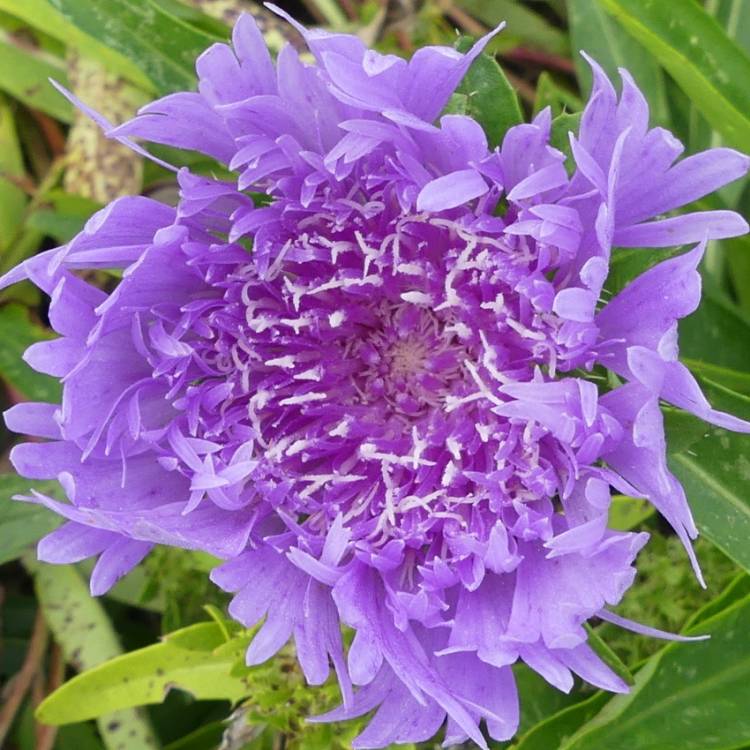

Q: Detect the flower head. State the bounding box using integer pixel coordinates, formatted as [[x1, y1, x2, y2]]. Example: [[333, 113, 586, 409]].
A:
[[2, 12, 749, 748]]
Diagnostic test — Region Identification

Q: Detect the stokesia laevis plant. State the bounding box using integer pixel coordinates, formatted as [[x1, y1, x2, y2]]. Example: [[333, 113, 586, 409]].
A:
[[2, 9, 749, 748]]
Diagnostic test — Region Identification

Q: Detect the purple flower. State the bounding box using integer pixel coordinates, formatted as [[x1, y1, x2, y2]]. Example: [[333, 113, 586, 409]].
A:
[[2, 12, 749, 748]]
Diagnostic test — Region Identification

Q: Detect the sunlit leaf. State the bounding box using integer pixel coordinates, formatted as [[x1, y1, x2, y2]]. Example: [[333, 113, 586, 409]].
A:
[[31, 562, 160, 748], [36, 622, 251, 724]]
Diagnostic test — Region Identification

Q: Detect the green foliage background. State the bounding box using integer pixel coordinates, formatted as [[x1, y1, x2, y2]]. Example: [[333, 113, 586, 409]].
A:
[[0, 1, 749, 749]]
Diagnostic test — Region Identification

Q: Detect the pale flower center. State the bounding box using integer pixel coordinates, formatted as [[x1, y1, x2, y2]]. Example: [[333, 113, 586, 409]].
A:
[[350, 303, 469, 417]]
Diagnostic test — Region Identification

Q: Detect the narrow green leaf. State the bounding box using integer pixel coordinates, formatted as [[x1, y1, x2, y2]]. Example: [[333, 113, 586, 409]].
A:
[[36, 621, 251, 724], [0, 303, 61, 401], [596, 0, 750, 152], [687, 572, 750, 628], [584, 624, 634, 686], [0, 36, 72, 121], [454, 0, 569, 56], [0, 476, 61, 565], [682, 358, 750, 396], [30, 562, 160, 749], [569, 0, 670, 127], [0, 0, 153, 89], [452, 37, 523, 148], [49, 0, 221, 94], [710, 0, 750, 56], [0, 93, 26, 253], [725, 184, 750, 313], [559, 594, 750, 750]]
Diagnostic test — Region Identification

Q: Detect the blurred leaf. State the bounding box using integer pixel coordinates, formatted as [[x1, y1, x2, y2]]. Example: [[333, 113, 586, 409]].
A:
[[0, 303, 61, 401], [37, 622, 250, 724], [558, 594, 750, 750], [680, 283, 750, 375], [30, 562, 161, 748], [0, 93, 26, 252], [725, 184, 750, 312], [608, 495, 655, 531], [710, 0, 750, 57], [162, 721, 226, 750], [569, 0, 670, 127], [0, 35, 72, 122], [533, 72, 582, 118], [27, 190, 102, 243], [450, 37, 523, 148], [56, 723, 108, 750], [0, 476, 61, 565], [0, 0, 153, 89], [684, 0, 750, 155], [50, 0, 221, 94], [455, 0, 569, 55], [597, 0, 750, 152], [665, 386, 750, 573]]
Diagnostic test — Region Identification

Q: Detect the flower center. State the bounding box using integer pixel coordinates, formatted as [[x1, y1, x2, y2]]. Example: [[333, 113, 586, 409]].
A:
[[350, 303, 468, 418]]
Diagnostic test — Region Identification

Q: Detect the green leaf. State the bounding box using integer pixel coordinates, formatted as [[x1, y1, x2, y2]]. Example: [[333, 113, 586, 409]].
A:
[[513, 692, 611, 750], [533, 72, 582, 118], [0, 94, 26, 253], [550, 111, 581, 165], [0, 0, 153, 89], [0, 303, 61, 401], [510, 664, 583, 738], [725, 184, 750, 313], [569, 0, 670, 127], [451, 37, 523, 148], [687, 572, 750, 628], [454, 0, 569, 56], [30, 562, 161, 749], [36, 621, 251, 724], [0, 476, 61, 565], [605, 246, 683, 297], [27, 190, 102, 243], [680, 284, 750, 375], [584, 625, 634, 686], [664, 380, 750, 575], [608, 495, 655, 531], [162, 722, 226, 750], [49, 0, 221, 95], [682, 358, 750, 396], [0, 36, 72, 122], [558, 594, 750, 750], [596, 0, 750, 152], [713, 0, 750, 54]]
